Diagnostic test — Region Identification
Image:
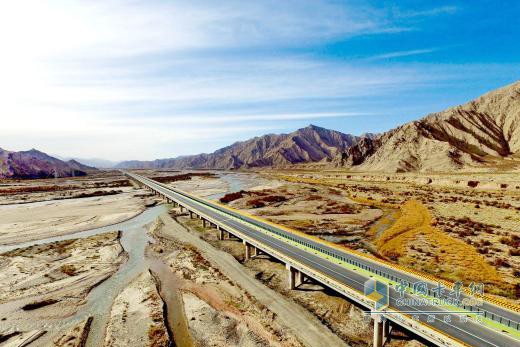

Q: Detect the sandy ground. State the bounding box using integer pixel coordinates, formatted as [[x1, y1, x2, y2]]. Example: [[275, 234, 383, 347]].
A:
[[0, 170, 133, 205], [149, 213, 336, 347], [0, 330, 46, 347], [0, 190, 146, 245], [5, 168, 514, 346], [49, 317, 92, 347], [104, 271, 168, 347], [167, 172, 283, 198], [225, 183, 382, 246], [177, 213, 421, 347], [0, 232, 126, 345], [244, 170, 520, 301], [171, 175, 229, 197]]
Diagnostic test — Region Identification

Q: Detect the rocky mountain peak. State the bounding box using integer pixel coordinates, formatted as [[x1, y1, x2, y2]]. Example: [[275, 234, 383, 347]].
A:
[[337, 80, 520, 172]]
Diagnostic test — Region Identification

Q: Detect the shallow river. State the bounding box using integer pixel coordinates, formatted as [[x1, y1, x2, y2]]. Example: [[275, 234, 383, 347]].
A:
[[0, 204, 168, 346], [0, 172, 261, 345]]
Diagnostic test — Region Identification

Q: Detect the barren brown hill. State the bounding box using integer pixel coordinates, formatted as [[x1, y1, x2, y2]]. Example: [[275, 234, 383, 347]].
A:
[[0, 148, 96, 179], [117, 125, 367, 169], [337, 80, 520, 172]]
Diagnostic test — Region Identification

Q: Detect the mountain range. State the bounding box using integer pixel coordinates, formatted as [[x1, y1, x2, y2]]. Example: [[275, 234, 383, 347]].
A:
[[338, 80, 520, 172], [116, 125, 374, 170], [0, 148, 96, 179], [3, 80, 519, 177], [117, 80, 520, 172]]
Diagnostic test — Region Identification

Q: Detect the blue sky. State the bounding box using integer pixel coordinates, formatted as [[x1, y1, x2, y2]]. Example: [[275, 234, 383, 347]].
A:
[[0, 0, 519, 160]]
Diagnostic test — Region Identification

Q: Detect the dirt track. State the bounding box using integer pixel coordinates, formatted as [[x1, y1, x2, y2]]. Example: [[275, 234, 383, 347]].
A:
[[157, 212, 349, 347]]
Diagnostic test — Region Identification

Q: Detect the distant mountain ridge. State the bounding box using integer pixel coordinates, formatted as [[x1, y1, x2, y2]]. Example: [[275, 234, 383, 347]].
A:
[[0, 148, 97, 179], [9, 81, 519, 175], [337, 80, 520, 172], [116, 125, 371, 169]]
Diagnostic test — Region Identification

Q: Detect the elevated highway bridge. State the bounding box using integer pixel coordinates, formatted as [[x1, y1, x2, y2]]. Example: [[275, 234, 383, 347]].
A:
[[125, 171, 520, 347]]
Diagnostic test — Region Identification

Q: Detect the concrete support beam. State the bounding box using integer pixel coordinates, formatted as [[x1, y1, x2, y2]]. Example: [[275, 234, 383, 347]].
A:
[[218, 229, 224, 240], [253, 246, 259, 257], [372, 314, 384, 347], [297, 271, 305, 287], [286, 265, 297, 290], [202, 219, 207, 228], [189, 211, 194, 219], [244, 241, 251, 260]]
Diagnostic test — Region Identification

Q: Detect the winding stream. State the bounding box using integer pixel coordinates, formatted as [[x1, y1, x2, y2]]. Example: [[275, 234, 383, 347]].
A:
[[0, 204, 168, 346], [0, 174, 251, 346]]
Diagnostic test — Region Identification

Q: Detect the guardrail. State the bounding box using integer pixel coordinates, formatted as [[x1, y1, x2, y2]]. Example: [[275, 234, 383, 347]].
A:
[[128, 173, 466, 347], [127, 172, 520, 346], [134, 173, 520, 331]]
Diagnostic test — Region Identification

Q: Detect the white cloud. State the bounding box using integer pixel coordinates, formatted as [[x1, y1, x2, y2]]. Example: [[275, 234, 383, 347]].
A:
[[394, 6, 458, 19], [0, 1, 466, 160], [366, 48, 438, 61]]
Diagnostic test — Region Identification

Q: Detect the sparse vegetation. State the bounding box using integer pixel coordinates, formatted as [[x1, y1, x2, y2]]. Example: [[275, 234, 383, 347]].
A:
[[22, 299, 59, 310], [60, 264, 77, 276], [376, 200, 509, 294], [220, 190, 245, 203], [148, 324, 169, 347]]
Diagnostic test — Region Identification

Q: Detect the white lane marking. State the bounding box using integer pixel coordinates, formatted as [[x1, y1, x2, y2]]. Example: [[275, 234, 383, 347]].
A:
[[132, 174, 518, 347]]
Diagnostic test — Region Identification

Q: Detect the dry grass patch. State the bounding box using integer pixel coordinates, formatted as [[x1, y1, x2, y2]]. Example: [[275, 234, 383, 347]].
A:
[[60, 264, 78, 276], [377, 200, 510, 296], [148, 324, 169, 347]]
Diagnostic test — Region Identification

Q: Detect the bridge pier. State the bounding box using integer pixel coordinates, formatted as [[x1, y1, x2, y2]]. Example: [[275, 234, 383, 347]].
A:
[[244, 241, 251, 260], [202, 219, 207, 228], [286, 265, 298, 290], [371, 313, 390, 347], [297, 270, 305, 286], [189, 211, 194, 219], [218, 228, 224, 240]]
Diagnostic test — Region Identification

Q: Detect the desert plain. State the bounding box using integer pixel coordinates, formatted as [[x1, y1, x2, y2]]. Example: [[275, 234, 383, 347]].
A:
[[0, 169, 518, 347]]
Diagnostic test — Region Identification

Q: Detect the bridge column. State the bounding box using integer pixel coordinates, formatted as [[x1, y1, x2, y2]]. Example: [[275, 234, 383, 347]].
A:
[[243, 241, 251, 260], [218, 228, 224, 240], [253, 246, 259, 257], [372, 313, 384, 347], [202, 219, 207, 228], [286, 265, 298, 290], [189, 211, 194, 219], [297, 271, 305, 287]]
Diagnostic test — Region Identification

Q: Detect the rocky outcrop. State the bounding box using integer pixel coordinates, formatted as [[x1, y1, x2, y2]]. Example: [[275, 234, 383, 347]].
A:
[[0, 148, 96, 179], [338, 80, 520, 172], [117, 125, 366, 170]]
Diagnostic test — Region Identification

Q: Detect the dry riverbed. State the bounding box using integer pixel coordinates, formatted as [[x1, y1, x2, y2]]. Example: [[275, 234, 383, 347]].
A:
[[104, 271, 168, 347], [0, 190, 147, 246], [0, 232, 126, 344], [176, 212, 424, 347], [148, 217, 306, 347]]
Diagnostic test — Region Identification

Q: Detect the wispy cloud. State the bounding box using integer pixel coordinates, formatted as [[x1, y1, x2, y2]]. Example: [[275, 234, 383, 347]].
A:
[[0, 1, 511, 161], [366, 48, 438, 61], [394, 5, 458, 19]]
